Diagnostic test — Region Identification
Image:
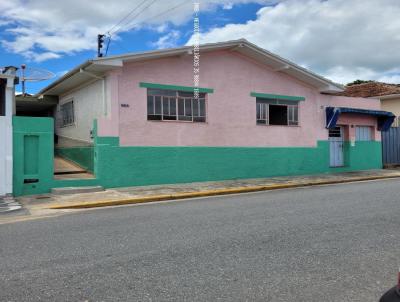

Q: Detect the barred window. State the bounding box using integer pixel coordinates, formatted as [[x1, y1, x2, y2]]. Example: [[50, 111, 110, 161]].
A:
[[147, 88, 206, 122], [60, 100, 74, 127], [256, 98, 299, 126]]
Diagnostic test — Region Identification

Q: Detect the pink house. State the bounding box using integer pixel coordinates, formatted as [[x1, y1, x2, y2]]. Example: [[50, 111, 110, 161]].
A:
[[15, 39, 394, 195]]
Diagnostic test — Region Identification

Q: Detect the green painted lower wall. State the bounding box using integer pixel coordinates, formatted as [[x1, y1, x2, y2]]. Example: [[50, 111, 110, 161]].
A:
[[13, 117, 383, 196], [94, 141, 382, 188], [55, 147, 94, 172]]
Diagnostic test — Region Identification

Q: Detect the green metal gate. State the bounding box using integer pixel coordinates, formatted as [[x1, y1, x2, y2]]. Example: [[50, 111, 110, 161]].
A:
[[13, 116, 54, 196]]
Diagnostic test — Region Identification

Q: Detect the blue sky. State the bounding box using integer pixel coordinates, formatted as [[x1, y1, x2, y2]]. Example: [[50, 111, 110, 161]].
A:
[[1, 0, 400, 94]]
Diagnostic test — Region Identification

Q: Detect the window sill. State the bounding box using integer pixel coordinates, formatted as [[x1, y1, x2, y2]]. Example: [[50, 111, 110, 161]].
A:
[[147, 119, 208, 125], [256, 124, 300, 127]]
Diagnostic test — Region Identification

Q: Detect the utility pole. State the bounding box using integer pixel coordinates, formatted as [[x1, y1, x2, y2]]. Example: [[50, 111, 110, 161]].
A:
[[21, 64, 26, 95], [97, 34, 105, 57]]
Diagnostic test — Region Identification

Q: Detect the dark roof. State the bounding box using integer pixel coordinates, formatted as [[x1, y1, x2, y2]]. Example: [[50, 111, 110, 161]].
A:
[[336, 82, 400, 97]]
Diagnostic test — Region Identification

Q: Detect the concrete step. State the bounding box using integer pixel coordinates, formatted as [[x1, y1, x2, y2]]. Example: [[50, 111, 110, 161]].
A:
[[52, 186, 104, 195]]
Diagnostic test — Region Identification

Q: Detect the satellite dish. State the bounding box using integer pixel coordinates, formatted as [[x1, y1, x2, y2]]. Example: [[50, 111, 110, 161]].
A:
[[18, 64, 56, 95]]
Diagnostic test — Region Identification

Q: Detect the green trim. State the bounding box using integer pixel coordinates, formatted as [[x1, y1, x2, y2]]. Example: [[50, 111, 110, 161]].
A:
[[96, 136, 119, 146], [250, 92, 305, 101], [139, 82, 214, 93]]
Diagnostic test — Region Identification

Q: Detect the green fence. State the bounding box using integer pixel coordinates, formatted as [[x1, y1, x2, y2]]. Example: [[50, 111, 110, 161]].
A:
[[13, 116, 383, 196], [13, 116, 98, 196]]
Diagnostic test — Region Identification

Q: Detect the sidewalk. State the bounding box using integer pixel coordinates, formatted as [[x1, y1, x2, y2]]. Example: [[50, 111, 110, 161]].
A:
[[13, 169, 400, 216]]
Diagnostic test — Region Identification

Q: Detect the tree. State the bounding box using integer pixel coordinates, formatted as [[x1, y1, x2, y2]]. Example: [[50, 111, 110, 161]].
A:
[[346, 79, 374, 86]]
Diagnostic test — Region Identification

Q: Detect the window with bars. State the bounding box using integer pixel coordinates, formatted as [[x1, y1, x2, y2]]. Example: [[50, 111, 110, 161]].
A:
[[147, 89, 206, 122], [60, 100, 75, 127], [256, 98, 299, 126]]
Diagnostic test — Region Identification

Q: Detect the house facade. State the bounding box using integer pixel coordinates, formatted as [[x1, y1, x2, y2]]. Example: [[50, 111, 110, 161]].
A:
[[378, 94, 400, 127], [337, 81, 400, 126], [13, 40, 393, 196]]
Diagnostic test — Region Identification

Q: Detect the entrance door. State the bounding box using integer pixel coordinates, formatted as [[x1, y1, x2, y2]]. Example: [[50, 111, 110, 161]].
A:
[[329, 126, 344, 167]]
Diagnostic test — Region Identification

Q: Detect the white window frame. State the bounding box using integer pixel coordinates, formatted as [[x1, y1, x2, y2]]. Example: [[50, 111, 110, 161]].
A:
[[147, 89, 207, 123], [60, 99, 75, 127], [355, 126, 372, 141], [256, 98, 299, 126]]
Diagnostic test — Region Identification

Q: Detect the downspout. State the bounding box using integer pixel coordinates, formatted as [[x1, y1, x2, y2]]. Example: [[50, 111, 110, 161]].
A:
[[79, 69, 107, 116]]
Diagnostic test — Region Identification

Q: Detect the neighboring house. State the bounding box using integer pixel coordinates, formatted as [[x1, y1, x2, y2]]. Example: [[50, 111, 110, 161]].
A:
[[337, 82, 400, 126], [0, 67, 17, 197], [13, 39, 394, 196]]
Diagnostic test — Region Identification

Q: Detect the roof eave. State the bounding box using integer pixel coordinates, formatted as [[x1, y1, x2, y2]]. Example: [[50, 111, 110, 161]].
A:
[[369, 94, 400, 100], [37, 39, 344, 96], [36, 60, 93, 96]]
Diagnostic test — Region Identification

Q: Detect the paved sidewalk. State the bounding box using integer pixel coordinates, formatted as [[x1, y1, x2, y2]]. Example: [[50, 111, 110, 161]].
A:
[[0, 196, 22, 213], [11, 168, 400, 216]]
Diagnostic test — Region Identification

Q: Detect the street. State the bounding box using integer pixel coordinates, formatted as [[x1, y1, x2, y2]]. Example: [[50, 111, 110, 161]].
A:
[[1, 179, 399, 301]]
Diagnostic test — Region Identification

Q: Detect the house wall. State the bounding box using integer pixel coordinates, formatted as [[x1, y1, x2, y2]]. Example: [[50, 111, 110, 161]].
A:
[[0, 75, 15, 196], [381, 97, 400, 126], [98, 51, 381, 147], [92, 50, 383, 189], [56, 79, 107, 146], [18, 49, 383, 196], [55, 78, 109, 171]]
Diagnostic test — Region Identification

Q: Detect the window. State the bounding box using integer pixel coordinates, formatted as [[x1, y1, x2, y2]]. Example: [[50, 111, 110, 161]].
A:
[[355, 126, 372, 141], [147, 89, 206, 122], [60, 100, 74, 127], [256, 98, 299, 126]]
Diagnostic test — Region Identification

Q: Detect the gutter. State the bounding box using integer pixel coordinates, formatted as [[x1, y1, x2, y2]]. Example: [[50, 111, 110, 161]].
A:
[[36, 60, 93, 96]]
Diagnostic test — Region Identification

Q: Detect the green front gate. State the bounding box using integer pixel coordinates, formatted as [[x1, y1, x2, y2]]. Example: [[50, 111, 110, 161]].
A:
[[13, 116, 54, 196]]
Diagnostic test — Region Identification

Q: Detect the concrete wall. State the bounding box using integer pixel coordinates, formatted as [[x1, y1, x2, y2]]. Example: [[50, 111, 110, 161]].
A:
[[98, 50, 381, 147], [0, 75, 15, 196], [381, 97, 400, 127], [56, 79, 108, 145]]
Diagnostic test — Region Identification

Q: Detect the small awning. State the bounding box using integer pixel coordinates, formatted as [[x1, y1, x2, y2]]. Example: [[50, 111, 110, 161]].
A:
[[326, 107, 395, 131]]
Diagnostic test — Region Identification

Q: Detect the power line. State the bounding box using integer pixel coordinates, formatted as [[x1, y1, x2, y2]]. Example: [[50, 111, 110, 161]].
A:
[[108, 0, 159, 36], [105, 0, 150, 35], [116, 0, 190, 35], [105, 0, 191, 55]]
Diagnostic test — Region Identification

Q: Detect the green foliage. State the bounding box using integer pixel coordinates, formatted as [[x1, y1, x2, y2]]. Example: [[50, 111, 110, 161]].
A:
[[346, 80, 374, 86]]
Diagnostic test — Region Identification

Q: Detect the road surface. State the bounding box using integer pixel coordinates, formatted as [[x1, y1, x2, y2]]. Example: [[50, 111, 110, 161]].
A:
[[1, 179, 399, 301]]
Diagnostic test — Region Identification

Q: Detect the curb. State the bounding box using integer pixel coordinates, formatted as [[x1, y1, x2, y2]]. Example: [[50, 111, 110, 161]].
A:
[[48, 174, 400, 210]]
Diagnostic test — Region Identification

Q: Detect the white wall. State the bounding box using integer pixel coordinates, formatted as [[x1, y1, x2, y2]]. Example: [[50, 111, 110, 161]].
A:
[[0, 75, 15, 196], [55, 78, 108, 146]]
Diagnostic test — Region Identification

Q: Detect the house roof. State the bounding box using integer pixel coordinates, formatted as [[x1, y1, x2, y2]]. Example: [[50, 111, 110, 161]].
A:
[[336, 81, 400, 99], [38, 39, 345, 96]]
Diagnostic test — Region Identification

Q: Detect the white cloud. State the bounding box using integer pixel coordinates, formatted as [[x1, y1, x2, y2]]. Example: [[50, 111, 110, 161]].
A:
[[152, 30, 181, 49], [56, 70, 69, 77], [0, 0, 264, 62], [222, 3, 234, 10], [187, 0, 400, 84]]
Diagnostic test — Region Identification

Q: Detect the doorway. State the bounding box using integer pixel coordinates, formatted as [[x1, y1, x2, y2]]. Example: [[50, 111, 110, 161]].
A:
[[329, 126, 344, 167]]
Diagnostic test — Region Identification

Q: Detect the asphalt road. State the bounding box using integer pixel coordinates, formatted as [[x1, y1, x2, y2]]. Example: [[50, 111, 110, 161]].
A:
[[1, 179, 400, 302]]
